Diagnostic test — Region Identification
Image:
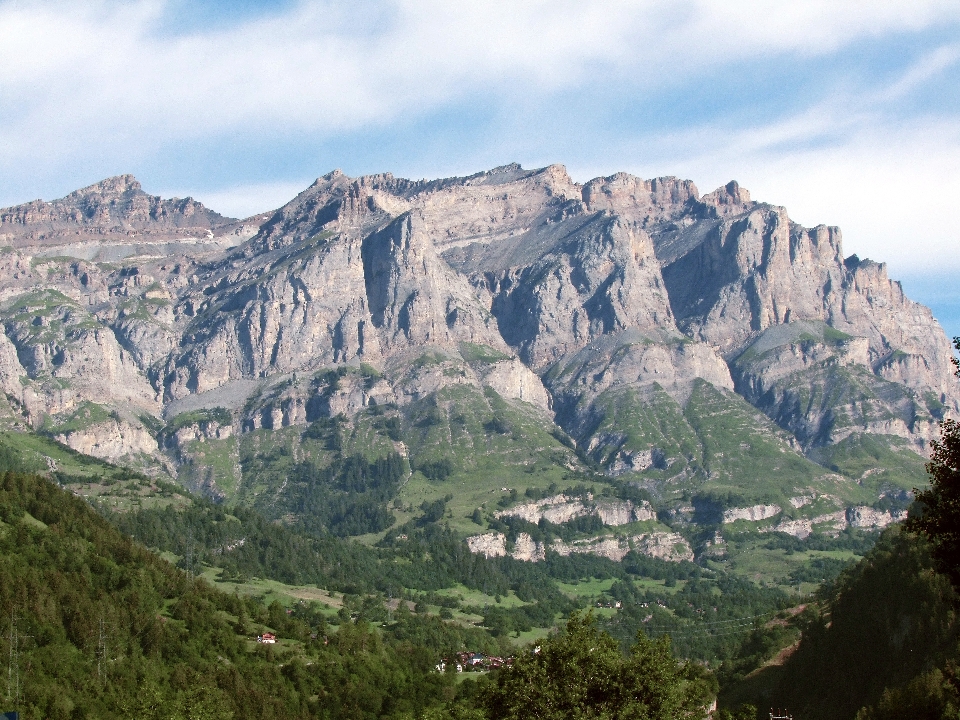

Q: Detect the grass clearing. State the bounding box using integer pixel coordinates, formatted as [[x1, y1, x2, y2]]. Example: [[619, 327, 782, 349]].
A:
[[722, 540, 861, 591], [436, 584, 530, 609], [197, 566, 342, 615], [555, 577, 617, 599]]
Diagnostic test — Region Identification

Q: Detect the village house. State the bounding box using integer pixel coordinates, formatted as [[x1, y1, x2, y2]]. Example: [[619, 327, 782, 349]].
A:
[[596, 600, 622, 609], [437, 652, 516, 672], [436, 650, 513, 672]]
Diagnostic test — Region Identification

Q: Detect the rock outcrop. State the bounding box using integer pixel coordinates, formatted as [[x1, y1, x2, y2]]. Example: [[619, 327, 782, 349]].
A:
[[466, 530, 693, 563], [722, 504, 782, 523], [496, 494, 656, 526], [466, 532, 508, 558], [744, 506, 905, 539], [55, 420, 158, 462], [846, 505, 906, 529]]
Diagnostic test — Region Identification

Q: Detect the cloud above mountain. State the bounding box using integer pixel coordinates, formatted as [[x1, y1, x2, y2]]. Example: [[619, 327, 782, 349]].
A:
[[1, 0, 959, 273]]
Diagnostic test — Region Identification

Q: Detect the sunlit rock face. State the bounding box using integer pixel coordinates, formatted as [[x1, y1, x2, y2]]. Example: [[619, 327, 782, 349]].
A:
[[0, 164, 953, 478]]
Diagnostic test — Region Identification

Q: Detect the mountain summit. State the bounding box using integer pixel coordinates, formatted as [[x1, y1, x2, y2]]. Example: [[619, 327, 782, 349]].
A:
[[0, 164, 953, 549]]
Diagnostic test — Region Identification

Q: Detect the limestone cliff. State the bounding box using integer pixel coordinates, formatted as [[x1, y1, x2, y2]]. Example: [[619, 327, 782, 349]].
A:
[[0, 175, 253, 258], [0, 165, 952, 502]]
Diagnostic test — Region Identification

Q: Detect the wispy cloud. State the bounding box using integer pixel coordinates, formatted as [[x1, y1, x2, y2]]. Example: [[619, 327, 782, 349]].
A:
[[3, 0, 957, 162], [1, 0, 959, 275], [875, 43, 960, 102], [601, 48, 960, 275]]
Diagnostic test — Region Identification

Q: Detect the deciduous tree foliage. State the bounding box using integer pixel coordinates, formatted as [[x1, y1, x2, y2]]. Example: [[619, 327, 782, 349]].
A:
[[856, 667, 960, 720], [480, 612, 715, 720], [908, 337, 960, 589]]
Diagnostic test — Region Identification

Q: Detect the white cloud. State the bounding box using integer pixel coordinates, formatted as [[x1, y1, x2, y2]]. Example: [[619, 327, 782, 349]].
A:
[[2, 0, 959, 168], [682, 0, 960, 55], [2, 0, 960, 276]]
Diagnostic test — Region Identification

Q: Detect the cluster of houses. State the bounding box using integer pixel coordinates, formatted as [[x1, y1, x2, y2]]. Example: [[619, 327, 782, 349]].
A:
[[596, 598, 677, 610], [435, 651, 514, 673], [637, 600, 669, 608], [596, 600, 623, 609]]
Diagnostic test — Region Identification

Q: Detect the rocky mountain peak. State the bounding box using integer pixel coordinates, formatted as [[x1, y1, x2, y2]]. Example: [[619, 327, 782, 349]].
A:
[[63, 174, 144, 201], [531, 163, 579, 195], [0, 162, 953, 503], [0, 174, 242, 251], [701, 180, 753, 215]]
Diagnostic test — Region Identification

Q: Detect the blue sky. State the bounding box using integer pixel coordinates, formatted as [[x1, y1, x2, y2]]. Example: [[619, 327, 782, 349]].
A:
[[1, 0, 959, 337]]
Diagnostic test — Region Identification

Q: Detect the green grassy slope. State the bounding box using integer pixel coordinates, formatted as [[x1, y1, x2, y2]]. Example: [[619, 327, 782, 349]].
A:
[[684, 379, 826, 502]]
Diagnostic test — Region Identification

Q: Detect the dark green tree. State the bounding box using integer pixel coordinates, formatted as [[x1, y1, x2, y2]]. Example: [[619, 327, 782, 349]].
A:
[[856, 667, 960, 720], [480, 612, 714, 720], [907, 337, 960, 588]]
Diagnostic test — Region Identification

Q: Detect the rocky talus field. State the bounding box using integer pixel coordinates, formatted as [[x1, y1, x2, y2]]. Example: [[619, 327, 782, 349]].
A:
[[0, 164, 954, 565]]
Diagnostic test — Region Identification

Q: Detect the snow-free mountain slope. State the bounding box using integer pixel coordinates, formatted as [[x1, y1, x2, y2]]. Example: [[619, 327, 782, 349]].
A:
[[0, 164, 953, 552]]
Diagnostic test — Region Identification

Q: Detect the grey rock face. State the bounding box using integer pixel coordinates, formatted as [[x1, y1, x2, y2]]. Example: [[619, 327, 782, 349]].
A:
[[657, 204, 955, 398], [162, 208, 509, 403], [0, 175, 243, 250], [495, 494, 655, 526], [730, 321, 942, 452], [361, 211, 507, 353], [478, 215, 677, 371], [0, 164, 953, 479], [2, 289, 158, 416]]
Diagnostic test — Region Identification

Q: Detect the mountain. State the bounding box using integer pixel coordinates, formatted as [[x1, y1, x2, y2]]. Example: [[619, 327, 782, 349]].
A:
[[0, 164, 953, 564], [0, 174, 263, 259]]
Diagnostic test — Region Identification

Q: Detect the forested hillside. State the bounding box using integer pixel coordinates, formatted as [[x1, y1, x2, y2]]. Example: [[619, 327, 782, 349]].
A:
[[5, 431, 960, 720], [0, 470, 470, 719], [720, 527, 960, 719], [112, 479, 813, 663], [1, 467, 731, 720]]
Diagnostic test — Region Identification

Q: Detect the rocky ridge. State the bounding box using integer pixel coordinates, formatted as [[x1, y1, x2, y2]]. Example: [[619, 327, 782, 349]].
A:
[[0, 164, 954, 559], [0, 175, 260, 261]]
